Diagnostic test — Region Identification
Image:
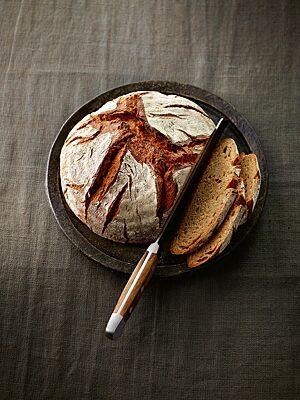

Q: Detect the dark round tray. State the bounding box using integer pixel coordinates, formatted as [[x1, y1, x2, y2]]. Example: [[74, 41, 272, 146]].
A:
[[46, 81, 268, 277]]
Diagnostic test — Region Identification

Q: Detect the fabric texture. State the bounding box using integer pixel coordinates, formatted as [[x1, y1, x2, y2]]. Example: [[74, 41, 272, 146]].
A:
[[0, 1, 299, 399]]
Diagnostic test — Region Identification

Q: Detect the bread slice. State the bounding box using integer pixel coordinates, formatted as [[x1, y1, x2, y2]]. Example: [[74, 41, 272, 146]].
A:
[[170, 138, 240, 254], [239, 153, 261, 224], [187, 152, 261, 268], [187, 177, 246, 268]]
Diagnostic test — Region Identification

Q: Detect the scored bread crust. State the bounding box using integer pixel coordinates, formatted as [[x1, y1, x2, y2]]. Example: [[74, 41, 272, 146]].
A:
[[187, 176, 246, 268], [60, 91, 215, 243], [170, 138, 240, 255]]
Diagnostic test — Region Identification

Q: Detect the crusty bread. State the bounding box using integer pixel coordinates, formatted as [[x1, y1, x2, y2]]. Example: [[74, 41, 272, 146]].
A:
[[239, 153, 261, 223], [170, 138, 240, 255], [187, 176, 246, 268], [60, 91, 215, 243]]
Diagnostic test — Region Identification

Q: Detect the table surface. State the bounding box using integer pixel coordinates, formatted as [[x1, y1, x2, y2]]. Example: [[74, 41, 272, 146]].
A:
[[1, 1, 299, 399]]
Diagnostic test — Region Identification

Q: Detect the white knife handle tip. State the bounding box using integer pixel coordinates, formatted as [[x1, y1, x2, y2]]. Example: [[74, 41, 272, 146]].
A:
[[105, 313, 125, 340]]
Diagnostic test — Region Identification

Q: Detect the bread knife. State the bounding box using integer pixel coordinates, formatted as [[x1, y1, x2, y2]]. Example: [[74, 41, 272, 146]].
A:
[[105, 118, 229, 339]]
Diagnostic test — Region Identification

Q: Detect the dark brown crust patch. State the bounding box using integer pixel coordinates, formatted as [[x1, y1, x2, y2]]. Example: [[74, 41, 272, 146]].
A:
[[226, 176, 239, 189], [233, 157, 240, 166]]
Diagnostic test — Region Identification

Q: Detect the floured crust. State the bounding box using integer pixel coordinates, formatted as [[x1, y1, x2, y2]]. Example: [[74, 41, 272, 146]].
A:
[[60, 91, 215, 243]]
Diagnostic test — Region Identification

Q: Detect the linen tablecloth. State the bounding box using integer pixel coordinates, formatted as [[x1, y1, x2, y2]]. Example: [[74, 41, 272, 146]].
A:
[[1, 1, 299, 399]]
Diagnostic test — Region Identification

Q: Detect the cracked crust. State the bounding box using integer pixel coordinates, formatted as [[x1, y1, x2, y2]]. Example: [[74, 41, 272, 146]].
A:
[[60, 91, 215, 243]]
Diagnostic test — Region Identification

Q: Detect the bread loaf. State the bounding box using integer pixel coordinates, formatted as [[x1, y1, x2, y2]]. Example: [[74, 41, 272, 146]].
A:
[[60, 91, 215, 243], [170, 138, 240, 254]]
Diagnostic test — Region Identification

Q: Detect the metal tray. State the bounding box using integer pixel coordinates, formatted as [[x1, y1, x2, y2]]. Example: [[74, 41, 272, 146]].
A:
[[46, 81, 268, 277]]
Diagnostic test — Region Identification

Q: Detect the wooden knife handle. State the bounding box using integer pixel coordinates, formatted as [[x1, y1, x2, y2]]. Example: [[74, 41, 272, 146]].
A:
[[105, 242, 159, 340]]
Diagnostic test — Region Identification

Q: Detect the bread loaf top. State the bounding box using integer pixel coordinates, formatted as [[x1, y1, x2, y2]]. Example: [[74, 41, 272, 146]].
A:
[[60, 91, 215, 243]]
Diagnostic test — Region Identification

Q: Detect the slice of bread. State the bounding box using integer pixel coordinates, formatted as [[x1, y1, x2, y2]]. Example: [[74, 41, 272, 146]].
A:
[[170, 138, 240, 255], [187, 176, 246, 268], [239, 153, 261, 224]]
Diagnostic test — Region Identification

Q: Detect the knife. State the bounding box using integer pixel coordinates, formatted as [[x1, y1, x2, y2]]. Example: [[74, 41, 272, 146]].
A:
[[105, 118, 229, 339]]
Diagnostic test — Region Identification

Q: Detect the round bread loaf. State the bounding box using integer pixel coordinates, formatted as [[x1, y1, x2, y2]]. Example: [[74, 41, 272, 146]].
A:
[[60, 91, 215, 243]]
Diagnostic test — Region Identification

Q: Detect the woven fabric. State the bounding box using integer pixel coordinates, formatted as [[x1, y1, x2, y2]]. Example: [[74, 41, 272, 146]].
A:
[[0, 1, 299, 399]]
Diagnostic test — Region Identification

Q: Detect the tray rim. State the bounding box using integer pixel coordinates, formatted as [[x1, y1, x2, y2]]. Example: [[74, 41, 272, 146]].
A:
[[46, 80, 268, 277]]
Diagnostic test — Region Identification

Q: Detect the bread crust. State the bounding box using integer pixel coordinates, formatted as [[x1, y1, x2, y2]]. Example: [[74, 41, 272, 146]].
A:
[[60, 91, 215, 243]]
